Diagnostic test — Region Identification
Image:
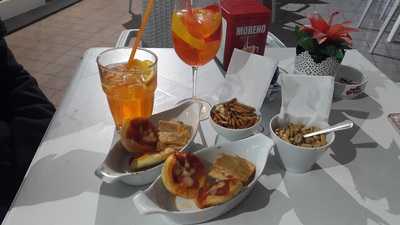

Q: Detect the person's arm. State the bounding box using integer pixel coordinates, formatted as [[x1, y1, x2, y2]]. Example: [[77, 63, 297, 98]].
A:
[[0, 33, 56, 184]]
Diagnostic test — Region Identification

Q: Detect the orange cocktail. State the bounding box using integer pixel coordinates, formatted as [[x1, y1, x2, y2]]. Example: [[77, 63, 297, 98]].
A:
[[172, 4, 222, 67], [97, 48, 157, 129]]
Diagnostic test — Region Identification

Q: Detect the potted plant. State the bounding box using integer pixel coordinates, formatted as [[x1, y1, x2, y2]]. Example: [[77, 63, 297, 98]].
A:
[[294, 12, 358, 76]]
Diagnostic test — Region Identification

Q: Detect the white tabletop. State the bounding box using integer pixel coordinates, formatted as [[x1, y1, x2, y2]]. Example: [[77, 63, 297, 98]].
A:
[[2, 48, 400, 225]]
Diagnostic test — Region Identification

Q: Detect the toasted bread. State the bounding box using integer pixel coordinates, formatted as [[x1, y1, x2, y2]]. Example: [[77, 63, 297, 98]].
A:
[[120, 118, 158, 153], [130, 147, 177, 171], [159, 120, 184, 132], [208, 154, 255, 185], [161, 152, 206, 199], [158, 120, 192, 149], [195, 179, 243, 209]]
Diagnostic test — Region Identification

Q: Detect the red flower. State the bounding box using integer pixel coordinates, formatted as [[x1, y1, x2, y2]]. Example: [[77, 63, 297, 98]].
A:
[[301, 12, 358, 46]]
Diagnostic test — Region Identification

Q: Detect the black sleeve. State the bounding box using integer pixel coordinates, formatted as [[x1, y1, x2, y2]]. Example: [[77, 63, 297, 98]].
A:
[[0, 33, 56, 190]]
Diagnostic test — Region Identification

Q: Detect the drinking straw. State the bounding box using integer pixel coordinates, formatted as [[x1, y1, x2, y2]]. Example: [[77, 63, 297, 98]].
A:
[[127, 0, 155, 69]]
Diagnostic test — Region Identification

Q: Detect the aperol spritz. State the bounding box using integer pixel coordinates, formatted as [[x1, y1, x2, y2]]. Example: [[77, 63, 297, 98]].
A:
[[172, 0, 222, 118]]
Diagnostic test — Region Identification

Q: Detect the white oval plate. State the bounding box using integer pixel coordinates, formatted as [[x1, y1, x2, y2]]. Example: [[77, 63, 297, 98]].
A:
[[132, 134, 273, 224], [95, 101, 201, 186]]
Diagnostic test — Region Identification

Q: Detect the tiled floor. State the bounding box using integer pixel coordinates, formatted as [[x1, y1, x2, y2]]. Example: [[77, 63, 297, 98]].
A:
[[5, 0, 142, 107], [4, 0, 400, 107]]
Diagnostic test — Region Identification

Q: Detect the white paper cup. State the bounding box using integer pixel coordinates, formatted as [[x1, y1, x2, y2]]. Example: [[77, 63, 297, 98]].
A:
[[269, 114, 335, 173]]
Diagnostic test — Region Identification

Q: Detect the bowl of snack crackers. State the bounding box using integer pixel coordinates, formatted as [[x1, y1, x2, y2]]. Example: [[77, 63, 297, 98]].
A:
[[269, 114, 335, 173], [210, 98, 262, 141]]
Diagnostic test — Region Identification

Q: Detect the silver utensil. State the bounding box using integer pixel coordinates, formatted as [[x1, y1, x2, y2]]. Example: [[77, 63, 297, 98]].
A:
[[303, 120, 354, 138]]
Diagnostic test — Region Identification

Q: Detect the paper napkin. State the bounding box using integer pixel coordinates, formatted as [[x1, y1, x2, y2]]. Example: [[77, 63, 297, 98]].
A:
[[210, 48, 278, 112], [278, 74, 334, 125]]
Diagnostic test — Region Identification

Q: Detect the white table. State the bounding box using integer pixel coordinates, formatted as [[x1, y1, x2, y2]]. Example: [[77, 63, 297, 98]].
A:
[[2, 48, 400, 225]]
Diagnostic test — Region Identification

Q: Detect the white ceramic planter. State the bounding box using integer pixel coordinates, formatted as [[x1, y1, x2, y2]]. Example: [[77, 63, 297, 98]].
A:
[[294, 50, 340, 76]]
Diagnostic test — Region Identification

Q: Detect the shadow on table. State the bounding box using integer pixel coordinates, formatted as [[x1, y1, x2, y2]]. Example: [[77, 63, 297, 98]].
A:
[[260, 122, 392, 225], [332, 93, 383, 120], [95, 181, 169, 225], [94, 182, 149, 225], [262, 153, 390, 225], [361, 70, 395, 99], [329, 93, 383, 165], [308, 93, 400, 218], [215, 182, 272, 216], [347, 140, 400, 215], [283, 164, 390, 225], [329, 106, 400, 215], [13, 149, 105, 207]]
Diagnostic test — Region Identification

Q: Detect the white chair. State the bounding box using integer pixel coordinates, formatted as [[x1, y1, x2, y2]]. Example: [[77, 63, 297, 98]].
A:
[[369, 0, 400, 53], [380, 0, 393, 19], [387, 13, 400, 42], [357, 0, 393, 28], [357, 0, 374, 28], [127, 0, 174, 47]]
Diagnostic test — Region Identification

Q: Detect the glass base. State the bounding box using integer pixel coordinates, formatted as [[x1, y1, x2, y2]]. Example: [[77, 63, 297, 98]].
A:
[[176, 97, 211, 121]]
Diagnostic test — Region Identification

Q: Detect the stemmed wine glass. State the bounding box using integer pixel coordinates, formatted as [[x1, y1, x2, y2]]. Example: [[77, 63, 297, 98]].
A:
[[171, 0, 222, 120]]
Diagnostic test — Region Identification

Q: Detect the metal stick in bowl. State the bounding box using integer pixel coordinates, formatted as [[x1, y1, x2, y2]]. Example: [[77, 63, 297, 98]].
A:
[[303, 120, 354, 138]]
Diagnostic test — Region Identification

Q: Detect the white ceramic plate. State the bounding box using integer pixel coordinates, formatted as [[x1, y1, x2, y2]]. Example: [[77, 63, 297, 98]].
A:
[[132, 134, 273, 224], [95, 101, 201, 186]]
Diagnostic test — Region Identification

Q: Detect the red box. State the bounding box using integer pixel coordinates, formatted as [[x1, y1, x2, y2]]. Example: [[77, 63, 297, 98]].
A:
[[216, 0, 271, 70]]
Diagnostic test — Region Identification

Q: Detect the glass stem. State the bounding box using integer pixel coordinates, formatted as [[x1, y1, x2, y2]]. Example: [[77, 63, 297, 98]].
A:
[[192, 66, 198, 98]]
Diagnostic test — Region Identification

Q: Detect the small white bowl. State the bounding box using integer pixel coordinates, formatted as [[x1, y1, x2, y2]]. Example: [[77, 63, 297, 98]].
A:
[[334, 65, 368, 99], [95, 101, 201, 186], [269, 114, 335, 173], [209, 105, 262, 141], [132, 134, 273, 224]]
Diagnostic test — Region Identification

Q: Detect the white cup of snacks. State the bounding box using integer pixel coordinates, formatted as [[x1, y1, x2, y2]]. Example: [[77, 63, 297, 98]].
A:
[[269, 114, 335, 173], [209, 98, 262, 141]]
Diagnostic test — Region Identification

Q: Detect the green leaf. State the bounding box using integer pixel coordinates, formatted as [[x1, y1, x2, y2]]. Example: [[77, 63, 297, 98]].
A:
[[336, 49, 344, 61], [295, 25, 300, 34], [298, 36, 315, 51], [294, 26, 306, 41], [337, 41, 351, 49], [320, 45, 337, 57]]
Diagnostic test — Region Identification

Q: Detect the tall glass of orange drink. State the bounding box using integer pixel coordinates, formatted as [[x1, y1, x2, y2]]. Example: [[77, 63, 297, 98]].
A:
[[97, 48, 157, 130], [172, 0, 222, 119]]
